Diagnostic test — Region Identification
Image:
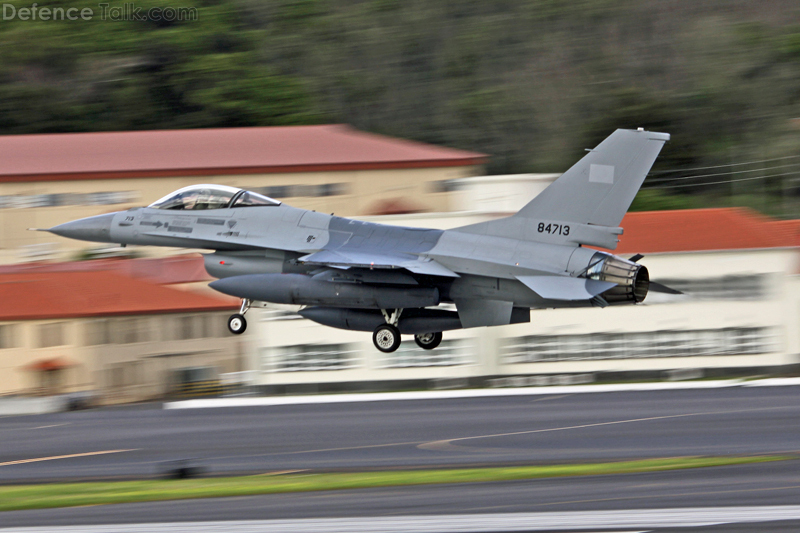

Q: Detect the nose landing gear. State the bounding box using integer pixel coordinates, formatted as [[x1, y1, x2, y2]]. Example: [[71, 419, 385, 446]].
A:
[[228, 299, 251, 335]]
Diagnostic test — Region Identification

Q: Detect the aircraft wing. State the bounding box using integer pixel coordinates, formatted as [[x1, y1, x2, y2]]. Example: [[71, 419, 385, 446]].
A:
[[299, 250, 460, 278], [516, 275, 616, 300]]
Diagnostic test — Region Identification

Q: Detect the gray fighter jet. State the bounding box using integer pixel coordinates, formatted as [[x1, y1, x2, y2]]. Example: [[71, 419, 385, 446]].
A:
[[44, 128, 679, 353]]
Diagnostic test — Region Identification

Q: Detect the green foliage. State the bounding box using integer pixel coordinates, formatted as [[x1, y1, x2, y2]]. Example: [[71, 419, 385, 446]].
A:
[[0, 0, 324, 132], [629, 190, 702, 212], [1, 0, 800, 215]]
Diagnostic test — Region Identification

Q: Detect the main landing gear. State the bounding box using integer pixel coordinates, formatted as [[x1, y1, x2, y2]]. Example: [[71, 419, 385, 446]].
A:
[[414, 331, 443, 350], [373, 308, 402, 353], [372, 309, 443, 353], [228, 299, 250, 335]]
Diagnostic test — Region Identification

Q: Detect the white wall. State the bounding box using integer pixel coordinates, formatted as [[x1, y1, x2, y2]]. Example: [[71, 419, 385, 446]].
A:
[[248, 215, 799, 387], [451, 174, 559, 213], [245, 176, 800, 386]]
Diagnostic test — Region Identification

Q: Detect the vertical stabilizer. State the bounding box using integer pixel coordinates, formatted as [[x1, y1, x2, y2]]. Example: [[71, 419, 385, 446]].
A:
[[515, 129, 669, 227]]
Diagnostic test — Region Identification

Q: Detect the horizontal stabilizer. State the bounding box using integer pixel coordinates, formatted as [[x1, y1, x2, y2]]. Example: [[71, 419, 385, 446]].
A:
[[517, 275, 617, 301], [649, 281, 683, 295]]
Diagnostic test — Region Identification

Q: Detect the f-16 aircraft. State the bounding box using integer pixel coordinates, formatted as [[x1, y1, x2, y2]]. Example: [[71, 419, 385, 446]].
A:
[[44, 128, 679, 353]]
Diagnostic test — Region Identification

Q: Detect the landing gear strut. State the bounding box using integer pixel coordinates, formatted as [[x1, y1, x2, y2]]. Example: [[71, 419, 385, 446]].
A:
[[373, 309, 403, 353], [228, 299, 250, 335]]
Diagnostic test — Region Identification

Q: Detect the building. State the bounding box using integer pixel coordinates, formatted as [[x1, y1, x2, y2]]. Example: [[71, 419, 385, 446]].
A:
[[0, 125, 485, 263], [249, 207, 800, 392], [0, 268, 239, 401], [2, 206, 796, 400], [450, 174, 560, 213]]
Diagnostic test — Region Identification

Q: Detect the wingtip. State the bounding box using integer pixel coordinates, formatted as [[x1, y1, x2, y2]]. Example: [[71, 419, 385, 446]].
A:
[[631, 128, 670, 142]]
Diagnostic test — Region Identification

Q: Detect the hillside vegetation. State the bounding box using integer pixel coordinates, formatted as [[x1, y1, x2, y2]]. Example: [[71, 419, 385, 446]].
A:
[[2, 0, 800, 214]]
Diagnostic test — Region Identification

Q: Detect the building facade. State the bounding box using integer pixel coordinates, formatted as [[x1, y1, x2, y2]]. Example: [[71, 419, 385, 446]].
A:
[[0, 125, 485, 263], [0, 270, 239, 402]]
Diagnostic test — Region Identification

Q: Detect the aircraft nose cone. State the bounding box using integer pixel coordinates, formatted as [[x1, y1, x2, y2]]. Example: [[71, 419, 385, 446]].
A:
[[48, 213, 116, 243]]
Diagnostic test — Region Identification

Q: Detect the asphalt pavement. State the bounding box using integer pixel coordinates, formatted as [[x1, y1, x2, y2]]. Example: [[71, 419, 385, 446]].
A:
[[2, 386, 800, 481], [2, 385, 800, 531]]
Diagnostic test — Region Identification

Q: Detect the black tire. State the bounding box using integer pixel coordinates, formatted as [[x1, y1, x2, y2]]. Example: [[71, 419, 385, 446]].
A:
[[414, 332, 443, 350], [373, 324, 401, 353], [228, 314, 247, 335]]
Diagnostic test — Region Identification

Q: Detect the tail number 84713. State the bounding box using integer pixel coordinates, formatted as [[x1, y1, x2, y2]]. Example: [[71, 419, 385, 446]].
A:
[[538, 222, 570, 236]]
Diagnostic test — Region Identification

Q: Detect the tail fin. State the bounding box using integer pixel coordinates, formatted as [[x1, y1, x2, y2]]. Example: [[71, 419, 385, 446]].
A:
[[515, 128, 669, 227], [452, 129, 669, 249]]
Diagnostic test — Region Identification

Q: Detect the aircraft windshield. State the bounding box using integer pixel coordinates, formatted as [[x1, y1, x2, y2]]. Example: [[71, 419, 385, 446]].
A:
[[149, 185, 241, 210], [232, 190, 281, 207]]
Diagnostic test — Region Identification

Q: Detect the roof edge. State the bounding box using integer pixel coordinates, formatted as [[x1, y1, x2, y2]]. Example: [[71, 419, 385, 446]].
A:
[[0, 158, 487, 183], [0, 306, 239, 322]]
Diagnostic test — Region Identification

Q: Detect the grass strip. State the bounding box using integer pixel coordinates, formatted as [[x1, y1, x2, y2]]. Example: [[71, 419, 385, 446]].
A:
[[0, 455, 789, 512]]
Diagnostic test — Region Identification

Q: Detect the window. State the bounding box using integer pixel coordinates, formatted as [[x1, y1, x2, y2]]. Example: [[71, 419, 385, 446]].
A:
[[167, 315, 209, 340], [86, 319, 111, 345], [117, 318, 139, 344], [503, 327, 778, 363], [258, 186, 290, 199], [381, 340, 471, 368], [319, 183, 348, 197], [0, 191, 138, 210], [38, 322, 66, 348], [0, 324, 16, 349], [178, 316, 195, 340], [200, 314, 226, 338], [430, 180, 461, 193], [267, 344, 359, 372], [251, 183, 349, 199], [149, 185, 240, 210]]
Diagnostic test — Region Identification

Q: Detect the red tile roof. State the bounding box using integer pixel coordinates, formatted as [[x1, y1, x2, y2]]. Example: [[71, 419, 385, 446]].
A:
[[0, 125, 486, 182], [612, 208, 799, 254], [0, 271, 237, 321], [0, 255, 210, 285], [767, 219, 800, 247]]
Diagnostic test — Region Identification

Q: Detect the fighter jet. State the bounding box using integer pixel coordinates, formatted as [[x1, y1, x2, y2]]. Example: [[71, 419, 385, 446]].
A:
[[44, 128, 679, 353]]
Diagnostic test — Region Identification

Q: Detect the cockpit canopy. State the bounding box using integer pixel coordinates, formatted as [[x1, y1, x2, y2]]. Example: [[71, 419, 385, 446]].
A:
[[148, 185, 280, 210]]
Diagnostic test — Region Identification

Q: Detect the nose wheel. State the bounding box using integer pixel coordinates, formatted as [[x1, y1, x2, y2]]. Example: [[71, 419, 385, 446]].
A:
[[228, 314, 247, 334], [228, 299, 250, 335]]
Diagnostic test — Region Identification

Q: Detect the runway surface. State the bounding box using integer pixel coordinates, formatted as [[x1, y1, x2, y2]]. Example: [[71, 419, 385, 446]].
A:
[[2, 386, 800, 531], [2, 386, 799, 482]]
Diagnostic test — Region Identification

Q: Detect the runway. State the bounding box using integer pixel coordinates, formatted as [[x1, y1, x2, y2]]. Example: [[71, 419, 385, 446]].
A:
[[2, 385, 800, 530], [2, 386, 799, 482]]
